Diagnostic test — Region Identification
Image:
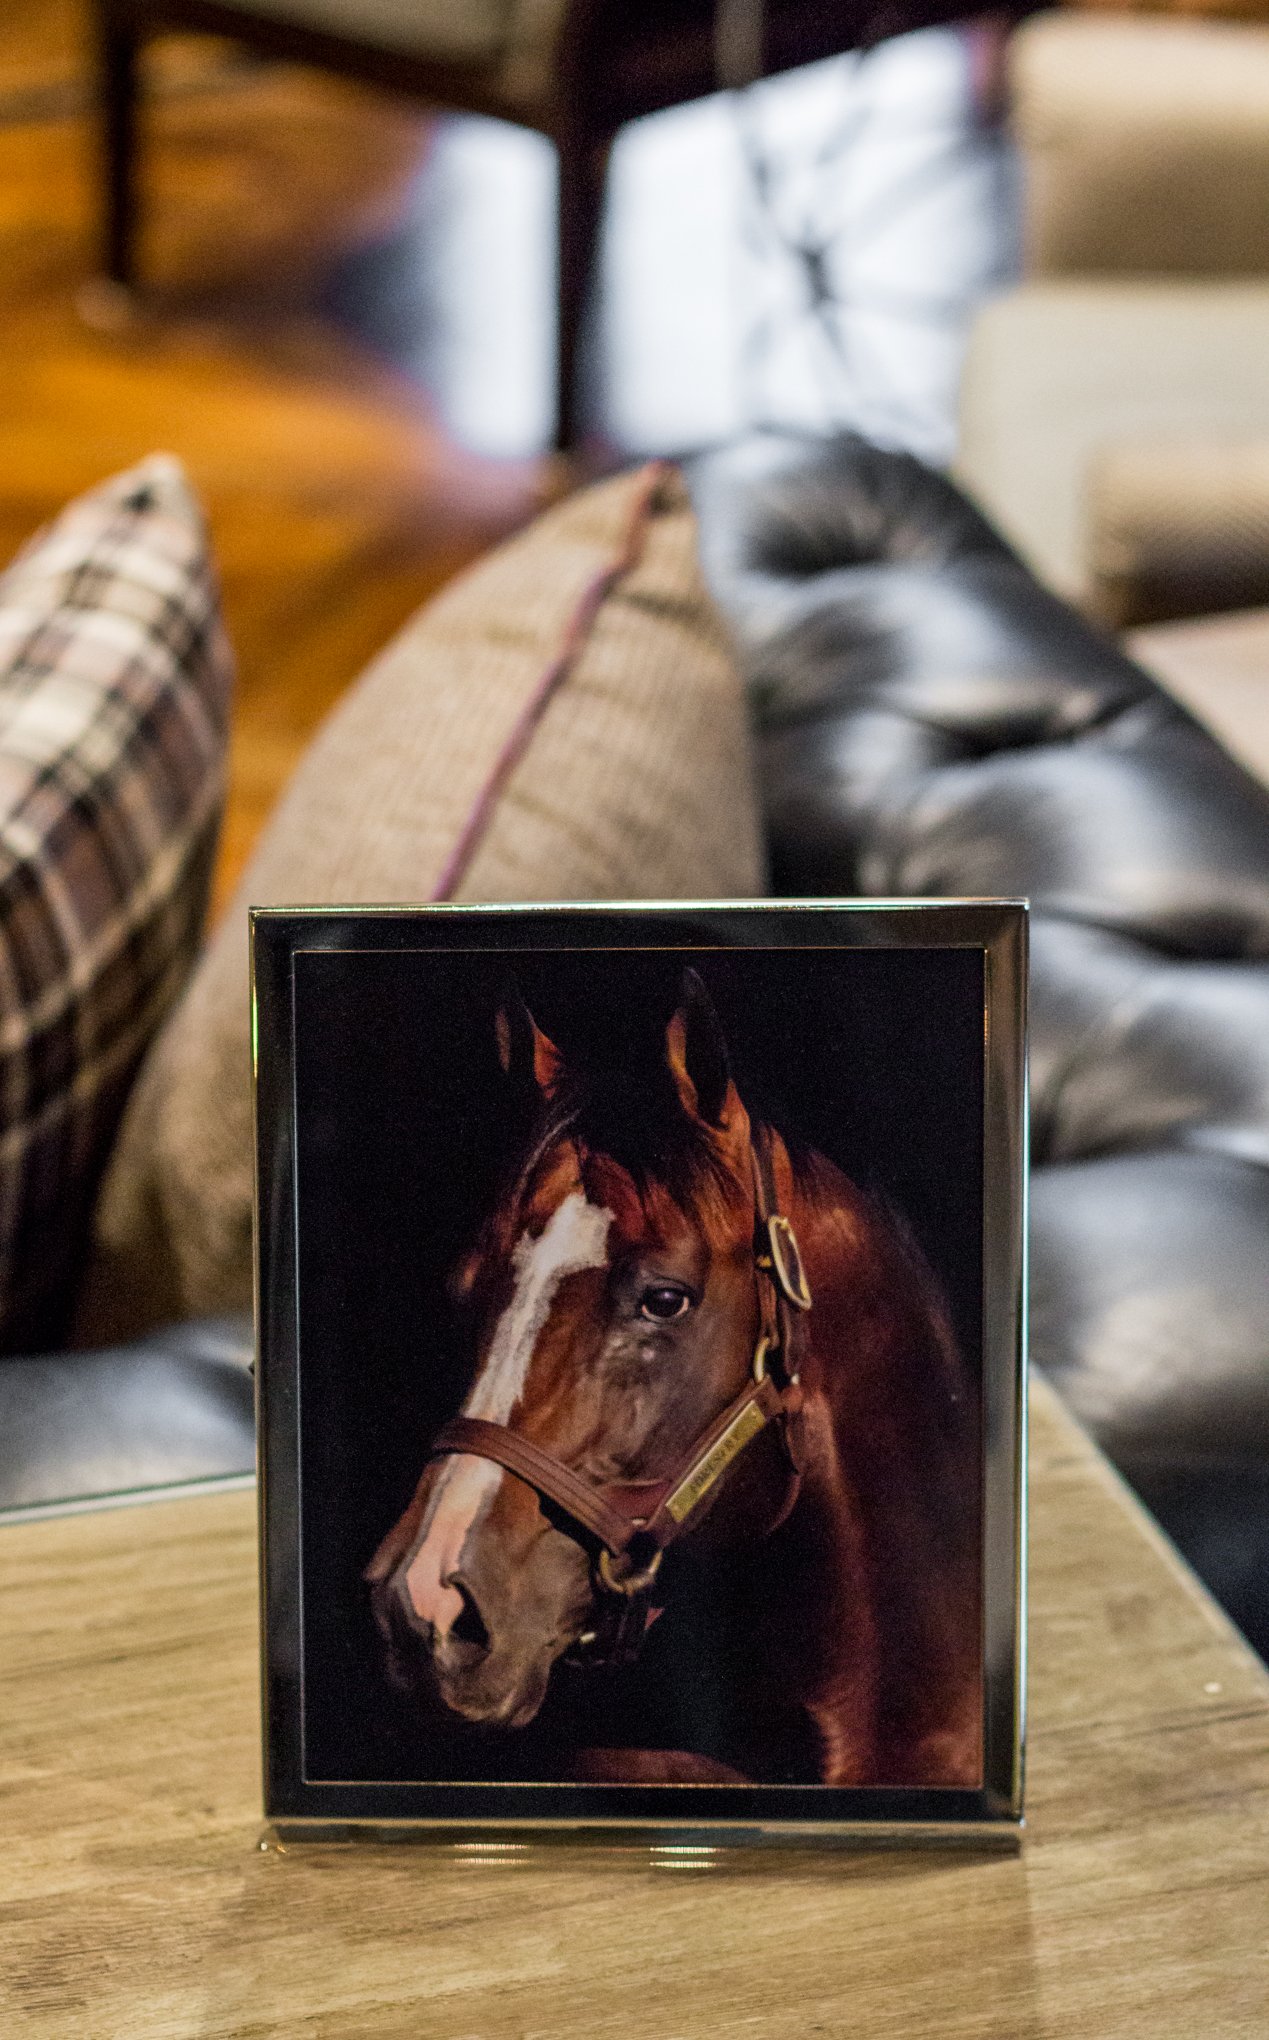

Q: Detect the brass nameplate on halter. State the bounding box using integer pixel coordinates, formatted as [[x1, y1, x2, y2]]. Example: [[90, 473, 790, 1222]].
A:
[[664, 1399, 769, 1524]]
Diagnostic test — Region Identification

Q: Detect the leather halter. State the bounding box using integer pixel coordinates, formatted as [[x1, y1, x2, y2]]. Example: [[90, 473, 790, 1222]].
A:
[[428, 1126, 813, 1666]]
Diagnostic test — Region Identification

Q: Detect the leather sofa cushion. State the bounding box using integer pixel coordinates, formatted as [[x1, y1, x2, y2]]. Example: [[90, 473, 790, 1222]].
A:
[[1010, 12, 1269, 280], [957, 283, 1269, 602], [1130, 606, 1269, 791], [77, 463, 764, 1339], [1088, 440, 1269, 630], [0, 458, 232, 1354]]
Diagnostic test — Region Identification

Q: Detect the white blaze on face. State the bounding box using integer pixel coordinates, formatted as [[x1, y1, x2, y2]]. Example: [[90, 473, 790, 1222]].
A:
[[405, 1190, 612, 1635], [464, 1190, 612, 1423]]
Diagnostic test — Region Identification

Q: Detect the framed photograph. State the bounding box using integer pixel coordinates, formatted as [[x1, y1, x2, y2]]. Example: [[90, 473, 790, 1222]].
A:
[[255, 901, 1026, 1840]]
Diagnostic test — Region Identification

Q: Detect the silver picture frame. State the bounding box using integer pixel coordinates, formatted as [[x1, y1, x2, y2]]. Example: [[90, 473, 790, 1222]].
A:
[[255, 899, 1026, 1843]]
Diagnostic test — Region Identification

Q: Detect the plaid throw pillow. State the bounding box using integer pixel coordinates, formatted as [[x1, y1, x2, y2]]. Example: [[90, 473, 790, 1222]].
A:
[[0, 456, 232, 1352]]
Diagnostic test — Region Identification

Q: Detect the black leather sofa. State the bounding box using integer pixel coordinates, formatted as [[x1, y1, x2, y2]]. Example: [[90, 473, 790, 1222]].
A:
[[6, 431, 1267, 1670], [0, 1317, 254, 1513], [694, 431, 1269, 1660]]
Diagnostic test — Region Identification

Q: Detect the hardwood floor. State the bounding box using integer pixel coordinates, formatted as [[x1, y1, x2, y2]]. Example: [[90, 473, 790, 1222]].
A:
[[0, 2, 545, 912]]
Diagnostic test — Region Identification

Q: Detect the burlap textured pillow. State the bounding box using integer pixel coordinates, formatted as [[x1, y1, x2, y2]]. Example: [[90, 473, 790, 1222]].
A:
[[78, 463, 764, 1338], [0, 456, 232, 1351]]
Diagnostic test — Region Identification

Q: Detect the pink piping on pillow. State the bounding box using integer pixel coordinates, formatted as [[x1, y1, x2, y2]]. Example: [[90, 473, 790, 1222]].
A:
[[429, 460, 673, 903]]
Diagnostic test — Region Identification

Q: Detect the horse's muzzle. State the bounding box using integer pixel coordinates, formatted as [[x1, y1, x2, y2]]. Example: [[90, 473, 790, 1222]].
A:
[[370, 1563, 555, 1729]]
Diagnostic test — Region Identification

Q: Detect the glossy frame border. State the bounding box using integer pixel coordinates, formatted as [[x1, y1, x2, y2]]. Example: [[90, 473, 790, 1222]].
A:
[[254, 900, 1027, 1840]]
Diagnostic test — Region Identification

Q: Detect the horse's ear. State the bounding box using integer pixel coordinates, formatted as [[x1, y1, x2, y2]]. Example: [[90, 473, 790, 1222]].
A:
[[495, 984, 565, 1098], [665, 969, 734, 1128]]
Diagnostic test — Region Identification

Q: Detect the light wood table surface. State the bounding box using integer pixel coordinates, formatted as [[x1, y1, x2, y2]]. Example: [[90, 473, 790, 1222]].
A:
[[2, 1378, 1266, 2039]]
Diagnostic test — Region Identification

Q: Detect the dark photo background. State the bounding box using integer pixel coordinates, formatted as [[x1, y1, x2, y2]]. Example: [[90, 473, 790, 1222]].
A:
[[292, 933, 985, 1783]]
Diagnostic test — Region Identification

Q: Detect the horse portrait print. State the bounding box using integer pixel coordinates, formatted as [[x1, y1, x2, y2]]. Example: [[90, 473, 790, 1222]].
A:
[[362, 964, 984, 1791]]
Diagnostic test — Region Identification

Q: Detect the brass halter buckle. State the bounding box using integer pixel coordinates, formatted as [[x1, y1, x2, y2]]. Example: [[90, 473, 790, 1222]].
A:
[[763, 1215, 813, 1313], [597, 1544, 663, 1598]]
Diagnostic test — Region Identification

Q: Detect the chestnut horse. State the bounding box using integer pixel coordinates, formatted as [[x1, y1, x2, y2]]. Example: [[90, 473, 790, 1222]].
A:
[[367, 972, 982, 1787]]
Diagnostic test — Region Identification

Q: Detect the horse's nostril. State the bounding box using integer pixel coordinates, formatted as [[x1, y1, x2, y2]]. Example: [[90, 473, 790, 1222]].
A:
[[446, 1576, 491, 1654]]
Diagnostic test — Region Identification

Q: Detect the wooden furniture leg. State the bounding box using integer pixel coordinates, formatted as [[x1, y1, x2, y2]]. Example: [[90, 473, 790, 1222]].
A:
[[554, 124, 609, 454], [97, 0, 142, 287]]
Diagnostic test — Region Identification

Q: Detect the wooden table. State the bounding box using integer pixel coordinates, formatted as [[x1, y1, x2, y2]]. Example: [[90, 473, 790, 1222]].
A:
[[2, 1378, 1266, 2039]]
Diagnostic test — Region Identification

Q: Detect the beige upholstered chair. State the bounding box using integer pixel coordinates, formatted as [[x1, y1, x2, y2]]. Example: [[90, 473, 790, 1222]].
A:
[[93, 0, 990, 449], [956, 12, 1269, 623]]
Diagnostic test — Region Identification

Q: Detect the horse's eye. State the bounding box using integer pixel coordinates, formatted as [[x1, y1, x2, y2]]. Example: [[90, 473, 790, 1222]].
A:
[[639, 1284, 692, 1322]]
